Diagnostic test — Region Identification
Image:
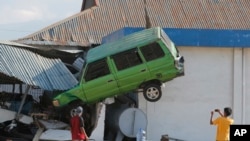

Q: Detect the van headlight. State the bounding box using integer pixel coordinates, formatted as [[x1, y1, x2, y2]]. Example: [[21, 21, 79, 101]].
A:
[[175, 56, 184, 70], [52, 100, 60, 107]]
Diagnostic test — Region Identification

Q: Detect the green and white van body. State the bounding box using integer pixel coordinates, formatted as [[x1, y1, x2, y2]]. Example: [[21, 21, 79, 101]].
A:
[[53, 27, 184, 107]]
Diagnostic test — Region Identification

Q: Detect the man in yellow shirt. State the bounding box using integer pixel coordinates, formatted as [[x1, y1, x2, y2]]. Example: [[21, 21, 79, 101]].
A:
[[210, 107, 234, 141]]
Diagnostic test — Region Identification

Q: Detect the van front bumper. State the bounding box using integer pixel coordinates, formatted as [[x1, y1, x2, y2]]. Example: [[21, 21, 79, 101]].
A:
[[175, 56, 184, 75]]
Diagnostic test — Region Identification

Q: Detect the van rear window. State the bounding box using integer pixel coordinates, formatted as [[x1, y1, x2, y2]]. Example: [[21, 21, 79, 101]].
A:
[[140, 42, 164, 61]]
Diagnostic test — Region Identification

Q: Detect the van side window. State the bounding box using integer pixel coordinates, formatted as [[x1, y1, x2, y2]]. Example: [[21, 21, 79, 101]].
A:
[[112, 49, 142, 71], [140, 42, 165, 61], [84, 59, 110, 81]]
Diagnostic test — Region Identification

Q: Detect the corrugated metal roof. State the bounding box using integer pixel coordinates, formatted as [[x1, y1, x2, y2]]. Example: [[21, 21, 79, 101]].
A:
[[16, 0, 250, 47], [0, 42, 78, 90], [0, 40, 35, 48]]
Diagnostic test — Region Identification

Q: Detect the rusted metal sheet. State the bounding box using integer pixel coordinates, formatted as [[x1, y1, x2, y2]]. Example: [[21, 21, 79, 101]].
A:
[[0, 42, 78, 91], [16, 0, 250, 47]]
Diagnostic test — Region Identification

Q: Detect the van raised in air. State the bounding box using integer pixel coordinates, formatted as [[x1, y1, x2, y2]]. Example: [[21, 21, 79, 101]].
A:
[[53, 27, 184, 107]]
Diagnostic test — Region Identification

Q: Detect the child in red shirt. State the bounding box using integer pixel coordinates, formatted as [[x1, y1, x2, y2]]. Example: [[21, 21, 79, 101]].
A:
[[70, 106, 88, 141]]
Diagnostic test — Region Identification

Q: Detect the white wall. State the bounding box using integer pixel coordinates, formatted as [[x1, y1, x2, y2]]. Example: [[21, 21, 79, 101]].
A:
[[245, 48, 250, 124], [90, 105, 105, 141], [138, 47, 248, 141], [90, 47, 250, 141]]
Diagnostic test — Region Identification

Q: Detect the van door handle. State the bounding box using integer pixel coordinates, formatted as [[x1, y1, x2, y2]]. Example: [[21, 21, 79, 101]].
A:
[[140, 69, 146, 72], [107, 80, 114, 83]]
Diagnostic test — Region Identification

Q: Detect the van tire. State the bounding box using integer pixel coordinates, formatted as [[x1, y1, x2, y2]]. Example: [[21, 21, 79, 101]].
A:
[[143, 84, 162, 102]]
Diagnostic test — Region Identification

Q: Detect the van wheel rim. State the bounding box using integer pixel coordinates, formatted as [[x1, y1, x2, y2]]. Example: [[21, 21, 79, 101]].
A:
[[146, 87, 159, 99]]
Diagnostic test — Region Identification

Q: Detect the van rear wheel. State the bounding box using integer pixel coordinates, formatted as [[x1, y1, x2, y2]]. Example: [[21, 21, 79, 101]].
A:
[[143, 84, 162, 102]]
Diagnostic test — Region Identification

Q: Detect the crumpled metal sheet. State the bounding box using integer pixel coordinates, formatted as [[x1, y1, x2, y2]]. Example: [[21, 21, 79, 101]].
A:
[[0, 42, 78, 91]]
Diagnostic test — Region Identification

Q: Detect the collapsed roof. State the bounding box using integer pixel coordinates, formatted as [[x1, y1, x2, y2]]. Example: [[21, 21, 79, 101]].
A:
[[0, 41, 78, 91]]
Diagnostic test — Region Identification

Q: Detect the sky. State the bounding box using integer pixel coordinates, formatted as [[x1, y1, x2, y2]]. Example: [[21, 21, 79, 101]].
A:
[[0, 0, 83, 40]]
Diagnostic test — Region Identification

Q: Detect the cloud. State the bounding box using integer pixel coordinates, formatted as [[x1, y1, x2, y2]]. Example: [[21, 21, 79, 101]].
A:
[[10, 7, 44, 23], [0, 0, 82, 40], [0, 1, 56, 24], [0, 0, 82, 25]]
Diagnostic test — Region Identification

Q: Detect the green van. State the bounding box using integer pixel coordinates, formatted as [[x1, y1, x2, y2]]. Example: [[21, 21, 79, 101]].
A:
[[53, 27, 184, 107]]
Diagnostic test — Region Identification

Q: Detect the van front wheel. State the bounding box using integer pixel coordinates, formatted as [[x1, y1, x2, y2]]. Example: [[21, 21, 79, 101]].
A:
[[143, 84, 162, 102]]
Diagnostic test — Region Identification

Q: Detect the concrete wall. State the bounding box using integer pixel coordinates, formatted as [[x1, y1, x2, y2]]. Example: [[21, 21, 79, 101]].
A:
[[90, 46, 250, 141], [139, 47, 250, 141]]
